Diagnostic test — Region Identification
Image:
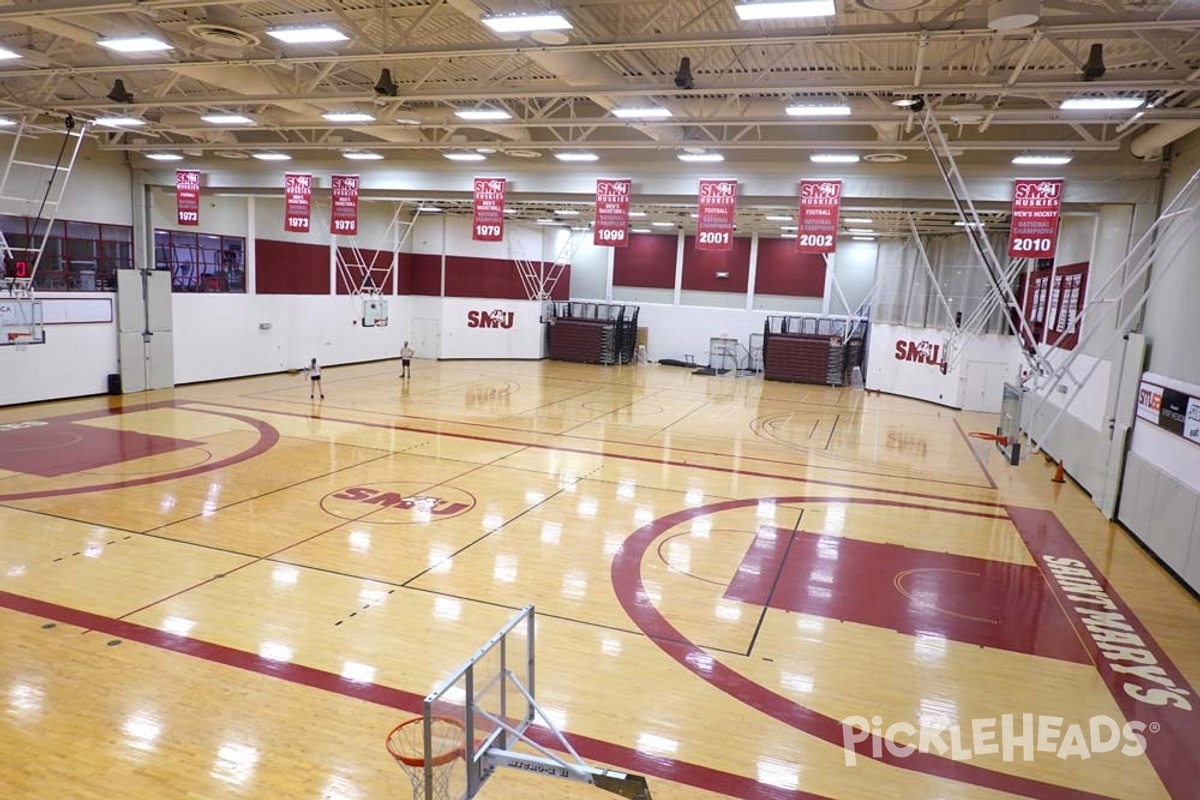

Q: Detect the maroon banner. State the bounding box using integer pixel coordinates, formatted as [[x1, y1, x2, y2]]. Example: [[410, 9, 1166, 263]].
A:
[[695, 179, 737, 251], [472, 177, 506, 242], [330, 174, 359, 236], [796, 179, 842, 254], [283, 173, 312, 234], [1008, 178, 1063, 259], [175, 170, 200, 227], [594, 179, 631, 248]]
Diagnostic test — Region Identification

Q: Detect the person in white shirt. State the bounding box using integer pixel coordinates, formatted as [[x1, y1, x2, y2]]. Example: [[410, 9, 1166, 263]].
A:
[[307, 357, 324, 399], [400, 341, 414, 379]]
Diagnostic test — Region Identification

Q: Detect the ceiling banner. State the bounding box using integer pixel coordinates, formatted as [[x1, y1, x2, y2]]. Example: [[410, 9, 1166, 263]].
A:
[[472, 177, 506, 242], [283, 172, 313, 234], [696, 179, 737, 251], [593, 179, 631, 248], [330, 174, 360, 236], [796, 179, 842, 255], [175, 169, 201, 227], [1008, 178, 1063, 259]]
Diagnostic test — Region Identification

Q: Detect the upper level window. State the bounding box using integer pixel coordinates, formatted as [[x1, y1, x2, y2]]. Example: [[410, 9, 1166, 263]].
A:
[[0, 214, 132, 291], [154, 230, 245, 293]]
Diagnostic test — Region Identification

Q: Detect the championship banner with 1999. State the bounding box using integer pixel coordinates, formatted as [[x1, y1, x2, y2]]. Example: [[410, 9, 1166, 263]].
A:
[[472, 177, 506, 242], [283, 173, 312, 234], [330, 175, 360, 236], [696, 179, 737, 251], [796, 179, 842, 254], [594, 179, 631, 247], [175, 170, 201, 227], [1008, 178, 1063, 259]]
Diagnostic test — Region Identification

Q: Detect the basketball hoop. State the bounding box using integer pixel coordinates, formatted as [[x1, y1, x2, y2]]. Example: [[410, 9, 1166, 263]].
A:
[[6, 331, 31, 352], [967, 432, 1008, 465], [386, 716, 466, 800]]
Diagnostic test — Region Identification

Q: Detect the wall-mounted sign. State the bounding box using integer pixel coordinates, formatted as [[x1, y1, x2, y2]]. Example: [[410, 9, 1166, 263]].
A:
[[1139, 379, 1200, 447]]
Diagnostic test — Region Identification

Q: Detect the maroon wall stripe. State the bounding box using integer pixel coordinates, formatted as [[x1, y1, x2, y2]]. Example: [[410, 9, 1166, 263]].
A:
[[254, 239, 330, 295], [754, 239, 826, 298], [443, 255, 570, 300], [613, 234, 677, 289], [409, 253, 441, 296], [681, 235, 751, 293]]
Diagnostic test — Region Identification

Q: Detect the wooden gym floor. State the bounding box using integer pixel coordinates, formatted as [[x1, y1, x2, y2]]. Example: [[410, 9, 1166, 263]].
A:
[[1, 359, 1197, 800]]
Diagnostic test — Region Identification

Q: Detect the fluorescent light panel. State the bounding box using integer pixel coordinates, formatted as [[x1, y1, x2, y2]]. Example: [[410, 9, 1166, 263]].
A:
[[417, 206, 443, 212], [252, 152, 291, 161], [852, 235, 876, 241], [0, 117, 17, 127], [202, 113, 254, 124], [455, 109, 512, 121], [628, 211, 647, 218], [765, 215, 793, 222], [846, 227, 874, 234], [1012, 154, 1073, 165], [651, 221, 675, 227], [555, 152, 599, 162], [734, 0, 835, 21], [444, 152, 486, 161], [631, 227, 652, 234], [97, 36, 172, 53], [343, 151, 384, 161], [613, 107, 672, 119], [555, 209, 580, 216], [785, 104, 851, 117], [266, 26, 348, 44], [810, 153, 860, 163], [95, 117, 144, 127], [322, 111, 375, 123], [145, 153, 183, 161], [1060, 96, 1144, 111], [843, 217, 873, 224], [481, 13, 572, 33], [0, 47, 22, 60], [677, 152, 724, 163]]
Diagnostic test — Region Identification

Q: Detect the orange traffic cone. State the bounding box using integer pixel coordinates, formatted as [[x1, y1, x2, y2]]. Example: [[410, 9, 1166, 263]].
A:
[[1051, 461, 1065, 484]]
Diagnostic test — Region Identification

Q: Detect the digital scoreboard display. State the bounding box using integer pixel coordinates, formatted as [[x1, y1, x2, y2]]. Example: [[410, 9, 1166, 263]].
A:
[[3, 258, 29, 279]]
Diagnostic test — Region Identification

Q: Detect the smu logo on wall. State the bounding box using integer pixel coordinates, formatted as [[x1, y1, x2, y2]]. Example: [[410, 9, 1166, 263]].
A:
[[467, 309, 515, 329], [894, 339, 944, 366]]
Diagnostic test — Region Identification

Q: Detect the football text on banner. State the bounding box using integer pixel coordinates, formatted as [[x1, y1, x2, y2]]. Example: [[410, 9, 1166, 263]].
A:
[[1009, 178, 1063, 259], [796, 179, 842, 255], [175, 170, 201, 227], [330, 174, 360, 236], [594, 179, 631, 247], [284, 173, 313, 234], [696, 179, 738, 251], [473, 177, 506, 242]]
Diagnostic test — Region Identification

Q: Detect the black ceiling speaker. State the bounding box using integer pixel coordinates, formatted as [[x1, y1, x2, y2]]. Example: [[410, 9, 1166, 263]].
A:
[[106, 79, 134, 104], [674, 57, 693, 90], [1082, 43, 1106, 82], [374, 68, 398, 97]]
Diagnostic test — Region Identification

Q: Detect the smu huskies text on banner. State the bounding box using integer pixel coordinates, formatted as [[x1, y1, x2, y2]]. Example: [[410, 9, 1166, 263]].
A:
[[330, 175, 359, 236], [284, 173, 313, 233], [594, 179, 631, 247], [796, 179, 842, 254], [696, 179, 738, 251], [1009, 178, 1063, 259], [175, 170, 201, 227], [473, 177, 506, 242]]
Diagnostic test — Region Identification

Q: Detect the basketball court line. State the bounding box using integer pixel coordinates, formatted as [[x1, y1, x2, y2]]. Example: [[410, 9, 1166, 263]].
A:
[[0, 589, 833, 800], [744, 510, 804, 659], [191, 400, 1006, 506]]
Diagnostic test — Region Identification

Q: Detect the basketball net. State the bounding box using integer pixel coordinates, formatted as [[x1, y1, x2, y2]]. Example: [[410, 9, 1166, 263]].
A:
[[386, 716, 466, 800]]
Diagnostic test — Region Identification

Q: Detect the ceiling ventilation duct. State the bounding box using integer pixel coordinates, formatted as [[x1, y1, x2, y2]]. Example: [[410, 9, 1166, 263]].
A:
[[987, 0, 1040, 31]]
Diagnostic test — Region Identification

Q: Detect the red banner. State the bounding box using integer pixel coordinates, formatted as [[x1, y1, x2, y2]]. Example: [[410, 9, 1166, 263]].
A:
[[330, 174, 359, 236], [594, 179, 631, 247], [1008, 178, 1063, 259], [796, 179, 842, 254], [695, 179, 737, 251], [175, 170, 200, 227], [472, 177, 506, 242], [283, 173, 312, 234]]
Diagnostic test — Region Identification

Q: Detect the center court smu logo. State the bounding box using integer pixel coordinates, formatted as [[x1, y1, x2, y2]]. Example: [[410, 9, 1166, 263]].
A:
[[894, 339, 943, 366], [467, 309, 514, 329], [320, 482, 476, 524]]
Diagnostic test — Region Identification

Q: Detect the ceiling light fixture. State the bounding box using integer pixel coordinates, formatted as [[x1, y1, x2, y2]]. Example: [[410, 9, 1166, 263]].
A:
[[554, 152, 599, 162], [265, 25, 348, 44], [628, 211, 647, 218], [252, 152, 292, 161], [0, 117, 16, 127], [785, 104, 852, 117], [0, 47, 22, 60], [444, 152, 486, 162], [417, 205, 443, 213], [201, 113, 254, 124], [734, 0, 836, 21], [765, 215, 793, 222], [810, 153, 860, 163], [454, 109, 512, 121], [97, 36, 173, 53], [95, 116, 144, 127], [322, 111, 375, 123], [1012, 154, 1073, 166], [613, 107, 673, 119], [677, 152, 724, 163], [145, 153, 184, 161], [555, 209, 580, 216], [537, 218, 566, 225], [481, 12, 572, 33], [843, 217, 873, 224], [1060, 96, 1144, 111], [651, 221, 676, 228], [343, 151, 384, 161], [846, 228, 875, 234], [852, 235, 876, 241], [631, 227, 652, 234]]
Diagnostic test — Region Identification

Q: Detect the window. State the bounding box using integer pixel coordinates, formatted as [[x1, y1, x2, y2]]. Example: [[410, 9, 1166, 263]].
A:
[[0, 214, 132, 291], [154, 230, 246, 293]]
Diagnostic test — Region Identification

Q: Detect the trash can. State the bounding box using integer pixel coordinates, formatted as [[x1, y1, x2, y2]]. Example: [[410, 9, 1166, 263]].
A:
[[107, 373, 122, 396]]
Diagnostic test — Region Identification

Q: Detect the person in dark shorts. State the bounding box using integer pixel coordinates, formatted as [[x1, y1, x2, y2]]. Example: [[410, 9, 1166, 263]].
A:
[[400, 341, 413, 379], [307, 357, 324, 399]]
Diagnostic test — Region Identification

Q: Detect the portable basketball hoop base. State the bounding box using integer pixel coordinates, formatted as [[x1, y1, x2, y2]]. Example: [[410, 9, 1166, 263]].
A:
[[387, 604, 653, 800]]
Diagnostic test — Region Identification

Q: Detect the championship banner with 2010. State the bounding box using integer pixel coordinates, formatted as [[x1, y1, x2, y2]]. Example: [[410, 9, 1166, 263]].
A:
[[696, 179, 737, 251], [1008, 178, 1063, 259], [594, 179, 631, 247], [796, 179, 842, 254], [330, 174, 360, 236], [283, 172, 313, 234], [472, 177, 506, 242], [175, 170, 201, 227]]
